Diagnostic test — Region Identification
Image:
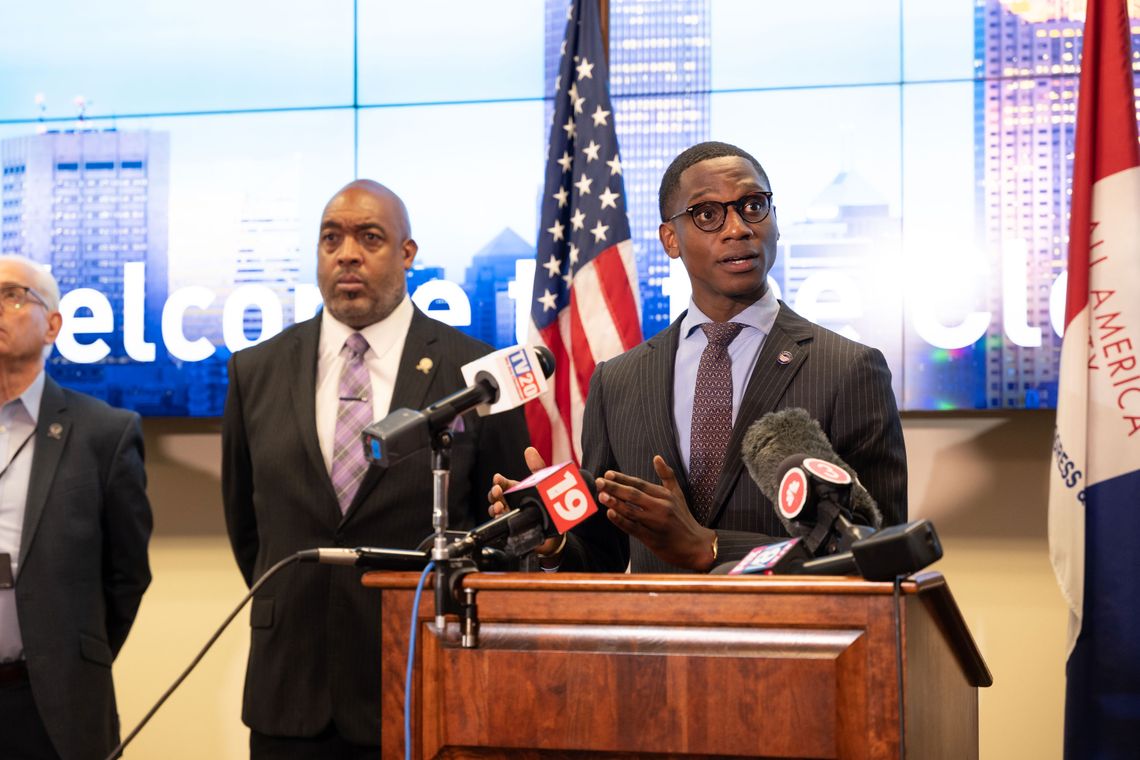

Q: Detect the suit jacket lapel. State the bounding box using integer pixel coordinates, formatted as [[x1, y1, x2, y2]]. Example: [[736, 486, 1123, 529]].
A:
[[386, 308, 442, 413], [648, 317, 690, 497], [344, 308, 440, 519], [288, 316, 339, 511], [19, 376, 70, 564], [706, 303, 813, 525]]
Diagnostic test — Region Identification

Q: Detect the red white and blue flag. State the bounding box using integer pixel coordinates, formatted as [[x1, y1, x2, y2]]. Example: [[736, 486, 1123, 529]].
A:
[[1049, 0, 1140, 754], [527, 0, 642, 464]]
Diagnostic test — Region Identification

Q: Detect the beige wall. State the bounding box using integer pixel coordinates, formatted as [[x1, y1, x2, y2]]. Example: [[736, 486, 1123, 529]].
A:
[[111, 412, 1066, 759]]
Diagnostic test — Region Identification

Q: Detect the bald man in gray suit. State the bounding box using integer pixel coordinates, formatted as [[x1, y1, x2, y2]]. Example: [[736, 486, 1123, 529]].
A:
[[494, 142, 906, 574]]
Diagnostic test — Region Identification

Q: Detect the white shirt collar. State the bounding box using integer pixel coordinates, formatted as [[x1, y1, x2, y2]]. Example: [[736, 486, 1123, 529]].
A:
[[318, 295, 415, 363], [4, 369, 46, 425]]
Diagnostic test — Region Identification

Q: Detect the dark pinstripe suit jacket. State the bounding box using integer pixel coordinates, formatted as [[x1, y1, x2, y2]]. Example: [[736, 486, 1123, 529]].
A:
[[562, 302, 907, 574], [222, 307, 529, 744]]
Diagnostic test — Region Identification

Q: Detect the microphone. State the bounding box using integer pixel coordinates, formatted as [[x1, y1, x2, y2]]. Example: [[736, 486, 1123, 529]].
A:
[[743, 410, 884, 528], [362, 345, 555, 468], [712, 520, 943, 580], [297, 547, 430, 570], [443, 506, 548, 560], [710, 537, 859, 576], [850, 519, 943, 582], [502, 460, 600, 536], [742, 408, 882, 531], [710, 538, 812, 575], [460, 344, 554, 417], [771, 453, 876, 555]]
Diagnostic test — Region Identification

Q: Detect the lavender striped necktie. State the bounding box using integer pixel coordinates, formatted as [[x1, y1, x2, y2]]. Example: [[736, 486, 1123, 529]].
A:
[[688, 321, 744, 524], [331, 333, 372, 514]]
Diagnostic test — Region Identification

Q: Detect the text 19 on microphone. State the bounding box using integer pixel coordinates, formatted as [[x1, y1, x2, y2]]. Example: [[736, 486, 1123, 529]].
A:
[[503, 461, 598, 535]]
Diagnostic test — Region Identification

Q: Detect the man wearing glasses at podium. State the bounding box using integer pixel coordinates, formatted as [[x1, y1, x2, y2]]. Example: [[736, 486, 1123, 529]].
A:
[[491, 141, 907, 574]]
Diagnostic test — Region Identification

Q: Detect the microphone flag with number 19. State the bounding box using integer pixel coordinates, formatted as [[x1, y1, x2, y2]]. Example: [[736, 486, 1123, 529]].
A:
[[1048, 0, 1140, 754], [526, 0, 642, 465]]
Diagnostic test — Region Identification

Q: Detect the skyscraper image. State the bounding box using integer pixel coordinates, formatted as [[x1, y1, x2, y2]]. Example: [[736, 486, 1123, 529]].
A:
[[975, 0, 1140, 408], [461, 227, 536, 348], [1, 127, 177, 411]]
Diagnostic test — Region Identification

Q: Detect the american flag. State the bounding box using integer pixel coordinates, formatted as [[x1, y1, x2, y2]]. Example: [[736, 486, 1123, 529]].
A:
[[526, 0, 642, 464]]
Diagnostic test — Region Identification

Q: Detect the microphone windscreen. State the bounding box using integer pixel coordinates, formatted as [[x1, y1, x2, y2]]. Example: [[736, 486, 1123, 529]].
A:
[[742, 408, 882, 528]]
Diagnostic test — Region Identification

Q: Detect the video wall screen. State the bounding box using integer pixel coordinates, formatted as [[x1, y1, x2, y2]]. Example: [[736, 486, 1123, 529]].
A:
[[0, 0, 1127, 414]]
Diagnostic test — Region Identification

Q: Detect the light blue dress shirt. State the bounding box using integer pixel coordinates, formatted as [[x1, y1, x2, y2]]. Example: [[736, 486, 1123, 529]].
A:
[[0, 370, 45, 663]]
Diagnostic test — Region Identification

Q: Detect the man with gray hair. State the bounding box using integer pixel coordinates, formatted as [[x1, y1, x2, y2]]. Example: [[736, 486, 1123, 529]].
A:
[[0, 255, 153, 760]]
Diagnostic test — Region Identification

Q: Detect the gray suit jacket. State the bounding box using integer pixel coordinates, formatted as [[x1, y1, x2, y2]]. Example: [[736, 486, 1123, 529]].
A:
[[222, 307, 529, 745], [15, 376, 152, 760], [564, 302, 907, 573]]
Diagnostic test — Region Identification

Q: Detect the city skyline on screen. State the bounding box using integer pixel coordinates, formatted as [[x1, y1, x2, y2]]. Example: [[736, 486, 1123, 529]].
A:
[[1, 0, 1131, 414]]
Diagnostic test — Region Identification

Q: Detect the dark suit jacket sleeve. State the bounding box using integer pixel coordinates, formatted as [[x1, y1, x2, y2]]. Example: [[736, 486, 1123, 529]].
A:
[[559, 360, 631, 572], [828, 345, 907, 527], [101, 412, 153, 657], [222, 353, 259, 587]]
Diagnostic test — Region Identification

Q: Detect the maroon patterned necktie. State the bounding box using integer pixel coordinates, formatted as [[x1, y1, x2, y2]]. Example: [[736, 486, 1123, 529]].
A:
[[688, 321, 744, 524], [330, 333, 371, 514]]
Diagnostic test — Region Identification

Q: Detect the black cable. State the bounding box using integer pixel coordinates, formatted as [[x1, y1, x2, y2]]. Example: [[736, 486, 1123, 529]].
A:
[[893, 574, 907, 760], [103, 552, 302, 760]]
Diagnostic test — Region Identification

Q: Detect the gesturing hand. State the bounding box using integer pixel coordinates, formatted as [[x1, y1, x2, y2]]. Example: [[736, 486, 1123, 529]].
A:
[[596, 455, 718, 572], [486, 446, 563, 558]]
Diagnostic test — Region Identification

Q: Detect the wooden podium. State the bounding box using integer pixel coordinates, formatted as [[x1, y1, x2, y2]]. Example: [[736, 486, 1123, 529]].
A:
[[363, 571, 991, 759]]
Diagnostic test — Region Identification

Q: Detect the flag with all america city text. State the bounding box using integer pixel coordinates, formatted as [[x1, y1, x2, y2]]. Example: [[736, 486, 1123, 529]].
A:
[[1048, 0, 1140, 754], [527, 0, 642, 464]]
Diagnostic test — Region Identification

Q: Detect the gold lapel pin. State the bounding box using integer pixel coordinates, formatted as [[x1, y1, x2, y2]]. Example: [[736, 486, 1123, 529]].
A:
[[48, 423, 63, 439], [416, 357, 433, 375]]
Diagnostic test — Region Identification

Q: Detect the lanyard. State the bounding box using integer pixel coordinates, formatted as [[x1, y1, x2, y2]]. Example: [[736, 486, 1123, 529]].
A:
[[0, 429, 36, 484]]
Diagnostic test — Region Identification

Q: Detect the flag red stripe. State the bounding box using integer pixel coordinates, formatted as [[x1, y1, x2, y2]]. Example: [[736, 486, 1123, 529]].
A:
[[1083, 0, 1140, 182], [567, 288, 599, 403], [537, 321, 575, 452], [1065, 0, 1140, 327], [592, 243, 643, 350], [524, 396, 553, 464]]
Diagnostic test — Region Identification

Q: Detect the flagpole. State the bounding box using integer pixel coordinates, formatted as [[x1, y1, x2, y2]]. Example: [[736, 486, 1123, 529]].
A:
[[599, 0, 609, 61]]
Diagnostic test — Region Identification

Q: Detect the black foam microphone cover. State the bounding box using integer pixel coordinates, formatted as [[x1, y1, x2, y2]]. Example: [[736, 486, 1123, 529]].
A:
[[741, 407, 882, 528]]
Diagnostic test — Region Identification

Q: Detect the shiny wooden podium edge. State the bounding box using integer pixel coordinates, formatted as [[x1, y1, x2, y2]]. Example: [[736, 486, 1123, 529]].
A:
[[364, 570, 990, 759]]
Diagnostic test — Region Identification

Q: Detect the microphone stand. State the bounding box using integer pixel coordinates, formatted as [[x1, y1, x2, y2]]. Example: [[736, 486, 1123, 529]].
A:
[[428, 427, 480, 648]]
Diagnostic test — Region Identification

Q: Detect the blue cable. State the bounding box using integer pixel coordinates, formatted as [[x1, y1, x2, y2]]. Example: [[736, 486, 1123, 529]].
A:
[[405, 561, 435, 760]]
